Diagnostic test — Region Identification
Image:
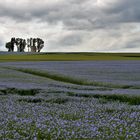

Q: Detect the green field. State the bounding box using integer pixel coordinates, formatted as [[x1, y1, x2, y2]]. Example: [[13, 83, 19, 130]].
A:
[[0, 52, 140, 62]]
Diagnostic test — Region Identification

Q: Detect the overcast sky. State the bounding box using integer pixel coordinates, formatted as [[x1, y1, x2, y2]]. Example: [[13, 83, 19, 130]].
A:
[[0, 0, 140, 52]]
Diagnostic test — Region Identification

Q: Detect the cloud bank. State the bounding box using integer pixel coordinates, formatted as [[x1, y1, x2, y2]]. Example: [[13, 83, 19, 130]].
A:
[[0, 0, 140, 52]]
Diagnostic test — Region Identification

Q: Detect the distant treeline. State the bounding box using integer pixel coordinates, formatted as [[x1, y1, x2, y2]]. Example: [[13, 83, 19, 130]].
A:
[[6, 37, 44, 52]]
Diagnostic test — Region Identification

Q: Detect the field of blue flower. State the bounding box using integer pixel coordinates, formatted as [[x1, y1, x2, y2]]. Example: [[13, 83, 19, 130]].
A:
[[0, 59, 140, 139]]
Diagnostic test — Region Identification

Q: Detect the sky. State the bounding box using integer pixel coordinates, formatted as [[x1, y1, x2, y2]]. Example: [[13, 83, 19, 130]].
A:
[[0, 0, 140, 52]]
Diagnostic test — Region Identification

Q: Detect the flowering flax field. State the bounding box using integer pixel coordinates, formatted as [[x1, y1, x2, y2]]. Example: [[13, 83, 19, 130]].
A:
[[0, 60, 140, 139]]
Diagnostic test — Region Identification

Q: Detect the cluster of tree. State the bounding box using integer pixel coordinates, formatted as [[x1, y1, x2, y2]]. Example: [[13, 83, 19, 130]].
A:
[[6, 37, 44, 52]]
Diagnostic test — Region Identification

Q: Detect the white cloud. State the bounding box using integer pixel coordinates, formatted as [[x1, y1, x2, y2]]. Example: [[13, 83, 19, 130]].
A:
[[0, 0, 140, 52]]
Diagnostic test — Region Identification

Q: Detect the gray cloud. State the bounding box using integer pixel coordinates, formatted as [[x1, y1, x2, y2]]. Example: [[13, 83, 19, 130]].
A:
[[102, 0, 140, 24], [0, 0, 140, 52], [1, 0, 140, 27]]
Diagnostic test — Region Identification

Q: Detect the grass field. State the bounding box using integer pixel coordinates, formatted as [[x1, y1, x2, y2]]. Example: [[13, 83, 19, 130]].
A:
[[0, 52, 140, 62]]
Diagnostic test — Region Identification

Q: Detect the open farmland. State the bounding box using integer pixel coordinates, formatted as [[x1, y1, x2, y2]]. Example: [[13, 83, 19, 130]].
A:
[[0, 53, 140, 139]]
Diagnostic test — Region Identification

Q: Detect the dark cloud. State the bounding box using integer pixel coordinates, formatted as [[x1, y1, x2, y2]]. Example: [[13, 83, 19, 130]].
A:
[[1, 0, 140, 28], [100, 0, 140, 23], [0, 0, 140, 52]]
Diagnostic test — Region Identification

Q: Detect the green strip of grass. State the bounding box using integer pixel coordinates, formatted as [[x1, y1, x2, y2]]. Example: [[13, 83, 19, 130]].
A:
[[67, 92, 140, 105], [7, 67, 90, 85], [0, 88, 39, 96], [18, 98, 43, 103], [0, 53, 140, 62], [3, 66, 140, 90]]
